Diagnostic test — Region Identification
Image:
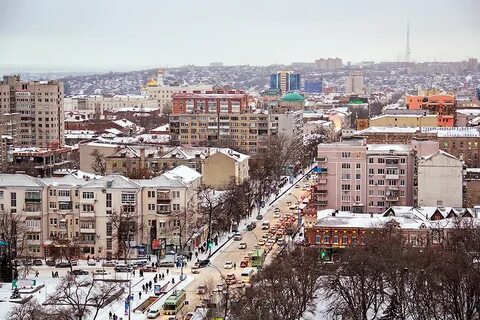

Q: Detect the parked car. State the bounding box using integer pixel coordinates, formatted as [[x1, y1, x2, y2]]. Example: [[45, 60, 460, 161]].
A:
[[71, 260, 78, 266], [277, 238, 286, 246], [191, 267, 200, 274], [240, 258, 249, 268], [225, 273, 237, 285], [184, 312, 194, 320], [246, 222, 256, 231], [133, 260, 147, 268], [22, 260, 33, 266], [194, 259, 210, 269], [33, 259, 43, 266], [233, 233, 242, 241], [274, 211, 281, 218], [94, 269, 108, 275], [141, 266, 156, 272], [224, 261, 234, 269], [196, 285, 206, 294], [114, 264, 133, 272], [286, 201, 292, 206], [46, 259, 56, 267], [294, 184, 300, 188], [238, 242, 247, 250], [102, 261, 116, 267], [87, 259, 96, 266], [70, 269, 89, 276], [274, 208, 280, 213], [55, 262, 71, 268], [147, 308, 161, 319], [256, 214, 263, 220]]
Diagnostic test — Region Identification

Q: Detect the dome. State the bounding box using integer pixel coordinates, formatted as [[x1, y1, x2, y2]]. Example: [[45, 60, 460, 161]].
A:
[[281, 92, 305, 102]]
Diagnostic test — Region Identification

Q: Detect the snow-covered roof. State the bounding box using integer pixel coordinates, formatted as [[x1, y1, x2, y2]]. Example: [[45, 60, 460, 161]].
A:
[[82, 175, 141, 189], [151, 124, 170, 132], [164, 165, 202, 184], [112, 119, 135, 128], [0, 174, 45, 188], [420, 149, 459, 161], [366, 144, 410, 154], [103, 128, 123, 136]]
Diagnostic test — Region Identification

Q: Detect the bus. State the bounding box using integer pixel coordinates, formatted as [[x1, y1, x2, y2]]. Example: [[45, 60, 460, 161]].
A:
[[249, 248, 265, 267], [163, 289, 186, 315]]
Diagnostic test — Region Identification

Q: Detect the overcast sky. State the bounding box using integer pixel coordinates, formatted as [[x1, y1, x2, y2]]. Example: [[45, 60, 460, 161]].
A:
[[1, 0, 479, 71]]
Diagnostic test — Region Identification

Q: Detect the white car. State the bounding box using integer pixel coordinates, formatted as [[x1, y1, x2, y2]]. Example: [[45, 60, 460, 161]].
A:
[[238, 242, 247, 250], [87, 259, 96, 266], [273, 211, 281, 218], [94, 269, 108, 275], [294, 184, 300, 188], [233, 233, 243, 241], [273, 208, 280, 213], [224, 261, 234, 269], [147, 308, 160, 319]]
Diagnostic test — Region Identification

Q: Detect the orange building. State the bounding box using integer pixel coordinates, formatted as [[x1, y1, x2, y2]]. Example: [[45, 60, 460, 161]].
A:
[[406, 94, 455, 127]]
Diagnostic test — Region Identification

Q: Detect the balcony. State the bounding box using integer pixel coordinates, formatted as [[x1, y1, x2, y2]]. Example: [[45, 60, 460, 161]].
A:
[[80, 227, 96, 233], [315, 189, 328, 195], [317, 200, 328, 206], [385, 174, 399, 180], [316, 157, 328, 162], [157, 192, 171, 203], [318, 179, 327, 185], [25, 195, 42, 203], [80, 211, 95, 218], [81, 198, 96, 204], [58, 196, 71, 202], [385, 196, 399, 202]]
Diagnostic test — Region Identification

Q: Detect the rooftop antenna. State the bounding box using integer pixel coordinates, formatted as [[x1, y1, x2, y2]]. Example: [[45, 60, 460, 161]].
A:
[[405, 21, 411, 65]]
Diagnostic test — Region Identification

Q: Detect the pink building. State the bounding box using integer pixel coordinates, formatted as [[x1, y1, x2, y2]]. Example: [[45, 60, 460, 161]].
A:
[[314, 139, 439, 214]]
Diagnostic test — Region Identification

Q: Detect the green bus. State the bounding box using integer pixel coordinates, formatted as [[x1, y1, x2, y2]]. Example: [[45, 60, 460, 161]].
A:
[[163, 289, 186, 315], [249, 248, 265, 267]]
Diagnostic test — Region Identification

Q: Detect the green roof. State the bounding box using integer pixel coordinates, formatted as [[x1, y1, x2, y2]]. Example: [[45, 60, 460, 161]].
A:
[[281, 92, 305, 102]]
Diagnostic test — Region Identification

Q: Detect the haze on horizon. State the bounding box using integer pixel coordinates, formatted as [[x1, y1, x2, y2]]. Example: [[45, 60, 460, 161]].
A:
[[0, 0, 479, 72]]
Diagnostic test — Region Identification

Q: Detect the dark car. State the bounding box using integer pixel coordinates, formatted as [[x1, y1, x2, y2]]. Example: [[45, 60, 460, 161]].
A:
[[247, 222, 257, 231], [114, 265, 133, 272], [255, 215, 263, 221], [70, 269, 89, 276], [55, 262, 71, 268], [22, 260, 33, 266], [46, 259, 56, 266], [33, 259, 43, 266], [194, 259, 210, 269], [133, 260, 147, 268]]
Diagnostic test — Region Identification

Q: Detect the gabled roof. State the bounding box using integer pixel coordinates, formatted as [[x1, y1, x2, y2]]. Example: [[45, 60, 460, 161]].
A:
[[0, 174, 45, 188], [41, 174, 89, 187], [421, 149, 459, 161], [82, 175, 141, 189], [383, 206, 474, 220], [164, 165, 202, 184], [106, 146, 140, 159]]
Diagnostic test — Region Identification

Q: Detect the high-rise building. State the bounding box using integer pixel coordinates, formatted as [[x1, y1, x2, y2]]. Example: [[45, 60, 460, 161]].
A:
[[0, 75, 64, 147], [315, 58, 342, 70], [270, 71, 301, 94], [345, 72, 364, 95], [304, 80, 322, 94]]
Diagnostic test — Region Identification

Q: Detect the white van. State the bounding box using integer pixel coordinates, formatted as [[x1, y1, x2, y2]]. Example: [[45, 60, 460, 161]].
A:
[[241, 267, 255, 283], [261, 221, 270, 230]]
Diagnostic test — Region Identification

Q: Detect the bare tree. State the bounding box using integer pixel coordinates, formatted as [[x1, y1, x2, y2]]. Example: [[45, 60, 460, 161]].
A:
[[90, 149, 106, 176], [108, 207, 137, 263], [45, 274, 125, 320], [47, 237, 81, 272], [8, 298, 49, 320], [0, 211, 28, 282]]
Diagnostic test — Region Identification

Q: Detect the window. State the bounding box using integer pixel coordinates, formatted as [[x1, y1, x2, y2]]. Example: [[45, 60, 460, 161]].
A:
[[341, 184, 351, 191], [106, 222, 112, 236], [172, 203, 180, 211], [356, 163, 361, 169], [333, 235, 339, 244], [356, 185, 361, 191], [377, 180, 385, 186], [355, 195, 361, 202], [106, 193, 112, 208], [368, 168, 374, 174], [378, 201, 385, 207], [80, 221, 95, 229], [82, 204, 94, 212], [400, 158, 406, 164], [368, 190, 374, 196], [82, 192, 94, 199], [378, 158, 385, 164], [148, 191, 155, 198], [341, 152, 351, 158], [388, 180, 397, 186], [75, 190, 79, 197], [341, 195, 351, 202], [369, 179, 374, 186], [400, 169, 405, 175], [355, 173, 361, 180], [369, 158, 374, 163], [341, 163, 351, 169], [378, 190, 385, 196], [377, 168, 385, 174], [341, 173, 351, 180], [342, 235, 348, 244], [58, 190, 70, 197], [10, 192, 16, 207], [172, 191, 180, 198], [341, 206, 351, 211], [49, 218, 58, 225], [25, 219, 40, 228], [49, 202, 57, 209], [107, 238, 112, 250], [157, 204, 170, 213], [0, 191, 4, 199], [400, 180, 405, 186], [121, 192, 136, 203], [400, 191, 405, 197], [315, 235, 321, 244], [148, 203, 156, 211], [159, 222, 166, 228], [323, 234, 330, 243]]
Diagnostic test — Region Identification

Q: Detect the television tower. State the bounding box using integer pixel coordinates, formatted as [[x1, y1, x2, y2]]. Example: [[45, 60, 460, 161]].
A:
[[405, 21, 411, 64]]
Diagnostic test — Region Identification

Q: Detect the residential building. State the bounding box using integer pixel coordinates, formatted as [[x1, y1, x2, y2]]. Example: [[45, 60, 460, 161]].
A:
[[201, 149, 250, 189], [0, 75, 65, 148], [406, 94, 455, 127], [416, 150, 464, 207], [8, 147, 75, 177], [345, 72, 364, 95], [141, 70, 213, 112], [270, 71, 301, 94], [368, 114, 438, 128], [171, 90, 249, 115], [0, 167, 203, 259], [465, 168, 480, 207], [315, 58, 342, 71]]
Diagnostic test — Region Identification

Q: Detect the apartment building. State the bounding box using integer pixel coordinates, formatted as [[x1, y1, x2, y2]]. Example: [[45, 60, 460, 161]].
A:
[[0, 75, 65, 147], [406, 94, 455, 127], [368, 114, 438, 128], [0, 166, 202, 259], [314, 139, 440, 214]]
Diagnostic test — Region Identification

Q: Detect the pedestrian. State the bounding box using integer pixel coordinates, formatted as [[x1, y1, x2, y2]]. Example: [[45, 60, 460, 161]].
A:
[[139, 291, 142, 300], [161, 273, 164, 280], [234, 262, 236, 270], [149, 280, 152, 288], [142, 284, 145, 292], [151, 262, 154, 268], [112, 314, 116, 320], [55, 271, 59, 278], [166, 268, 169, 275], [35, 271, 39, 277], [109, 311, 112, 319], [172, 278, 175, 284], [195, 251, 198, 259], [52, 271, 54, 278], [132, 269, 135, 276]]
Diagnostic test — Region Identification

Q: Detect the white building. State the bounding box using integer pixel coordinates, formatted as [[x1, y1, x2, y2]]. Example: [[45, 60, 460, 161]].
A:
[[417, 150, 464, 207], [345, 71, 364, 95]]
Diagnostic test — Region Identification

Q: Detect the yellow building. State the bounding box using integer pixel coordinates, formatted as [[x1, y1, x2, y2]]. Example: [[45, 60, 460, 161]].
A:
[[201, 149, 250, 190], [369, 114, 438, 128]]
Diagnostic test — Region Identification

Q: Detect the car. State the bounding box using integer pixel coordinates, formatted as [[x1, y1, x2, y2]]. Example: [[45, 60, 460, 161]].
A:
[[141, 266, 156, 272], [146, 308, 161, 319], [240, 259, 249, 268], [184, 312, 194, 320], [256, 214, 263, 220], [294, 184, 300, 188], [167, 317, 178, 320], [238, 242, 247, 250], [33, 259, 43, 266], [87, 259, 96, 266], [194, 259, 210, 269], [196, 285, 206, 294], [273, 208, 280, 213], [46, 259, 56, 267], [70, 269, 89, 276], [191, 267, 200, 274], [304, 183, 310, 188], [102, 261, 116, 267], [225, 273, 237, 285], [224, 261, 234, 269], [277, 238, 286, 246], [246, 222, 256, 231], [233, 233, 243, 241], [286, 201, 292, 206], [22, 260, 33, 266], [273, 211, 281, 218], [289, 204, 298, 210], [71, 260, 78, 266], [267, 239, 276, 245], [134, 260, 147, 268], [114, 265, 133, 272], [55, 262, 71, 268], [258, 240, 265, 247], [94, 269, 108, 275]]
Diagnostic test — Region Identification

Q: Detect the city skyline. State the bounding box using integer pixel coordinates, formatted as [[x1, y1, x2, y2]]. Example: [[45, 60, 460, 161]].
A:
[[1, 0, 479, 72]]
